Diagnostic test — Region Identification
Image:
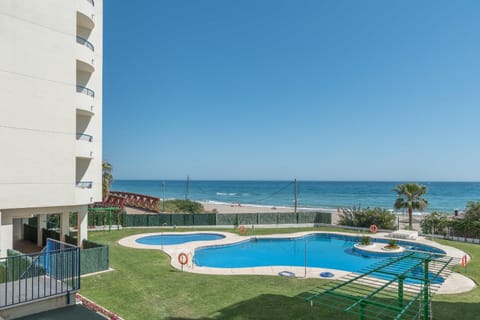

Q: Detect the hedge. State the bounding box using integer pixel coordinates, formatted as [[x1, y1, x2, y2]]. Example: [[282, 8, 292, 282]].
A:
[[115, 211, 331, 227]]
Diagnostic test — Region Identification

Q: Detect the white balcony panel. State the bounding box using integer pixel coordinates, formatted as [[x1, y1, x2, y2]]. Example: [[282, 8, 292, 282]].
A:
[[75, 186, 94, 204], [76, 138, 94, 159], [76, 92, 94, 116]]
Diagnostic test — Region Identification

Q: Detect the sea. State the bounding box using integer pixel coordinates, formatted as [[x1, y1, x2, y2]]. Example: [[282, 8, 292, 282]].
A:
[[111, 180, 480, 214]]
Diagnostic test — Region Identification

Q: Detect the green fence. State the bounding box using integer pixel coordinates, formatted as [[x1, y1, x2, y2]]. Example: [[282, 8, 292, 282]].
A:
[[116, 211, 331, 227], [81, 240, 109, 275]]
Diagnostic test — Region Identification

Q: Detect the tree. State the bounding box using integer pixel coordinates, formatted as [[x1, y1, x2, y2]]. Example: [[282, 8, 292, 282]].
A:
[[102, 161, 113, 201], [393, 183, 428, 230], [464, 201, 480, 221]]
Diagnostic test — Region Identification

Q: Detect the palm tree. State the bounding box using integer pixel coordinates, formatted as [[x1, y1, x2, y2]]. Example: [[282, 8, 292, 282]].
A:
[[102, 161, 113, 201], [394, 183, 428, 230]]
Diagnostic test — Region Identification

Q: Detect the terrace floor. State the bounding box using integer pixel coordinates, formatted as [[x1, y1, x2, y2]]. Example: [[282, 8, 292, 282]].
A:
[[13, 240, 42, 254], [15, 305, 106, 320]]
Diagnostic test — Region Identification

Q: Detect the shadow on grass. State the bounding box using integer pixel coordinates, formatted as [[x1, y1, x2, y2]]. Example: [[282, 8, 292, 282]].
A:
[[431, 301, 480, 320], [165, 293, 355, 320]]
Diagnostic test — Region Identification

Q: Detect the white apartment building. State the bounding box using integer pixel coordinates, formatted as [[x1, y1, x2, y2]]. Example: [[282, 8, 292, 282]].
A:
[[0, 0, 103, 257]]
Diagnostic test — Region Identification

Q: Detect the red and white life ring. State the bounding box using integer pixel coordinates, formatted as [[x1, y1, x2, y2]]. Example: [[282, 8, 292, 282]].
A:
[[178, 252, 189, 266]]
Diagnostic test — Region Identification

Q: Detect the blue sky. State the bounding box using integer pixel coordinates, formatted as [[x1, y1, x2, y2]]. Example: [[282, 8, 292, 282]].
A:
[[103, 0, 480, 181]]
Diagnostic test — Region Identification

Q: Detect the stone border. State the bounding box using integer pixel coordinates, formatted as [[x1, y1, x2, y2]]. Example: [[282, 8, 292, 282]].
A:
[[118, 230, 476, 294]]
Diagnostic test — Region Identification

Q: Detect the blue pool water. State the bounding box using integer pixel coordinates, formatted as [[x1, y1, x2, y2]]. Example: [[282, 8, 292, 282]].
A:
[[194, 234, 445, 276], [136, 233, 225, 245]]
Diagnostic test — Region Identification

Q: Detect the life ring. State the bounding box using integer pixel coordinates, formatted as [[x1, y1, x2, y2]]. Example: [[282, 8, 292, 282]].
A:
[[178, 252, 188, 265], [278, 271, 295, 277], [239, 225, 247, 235], [369, 224, 378, 234], [320, 272, 335, 278]]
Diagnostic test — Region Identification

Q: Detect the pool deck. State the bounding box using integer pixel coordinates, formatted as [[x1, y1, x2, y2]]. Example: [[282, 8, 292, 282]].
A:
[[118, 230, 476, 294]]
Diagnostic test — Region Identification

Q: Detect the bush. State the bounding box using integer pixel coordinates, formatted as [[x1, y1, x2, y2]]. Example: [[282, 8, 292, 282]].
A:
[[339, 207, 396, 229], [160, 200, 204, 213], [386, 239, 399, 249], [465, 201, 480, 221], [360, 236, 372, 246], [420, 211, 449, 235]]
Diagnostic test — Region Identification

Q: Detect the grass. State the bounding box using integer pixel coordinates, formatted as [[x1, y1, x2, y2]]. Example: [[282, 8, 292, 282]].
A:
[[80, 227, 480, 319]]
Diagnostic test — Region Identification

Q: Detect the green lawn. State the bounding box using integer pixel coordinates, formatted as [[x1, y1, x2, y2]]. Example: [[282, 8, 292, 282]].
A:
[[80, 228, 480, 320]]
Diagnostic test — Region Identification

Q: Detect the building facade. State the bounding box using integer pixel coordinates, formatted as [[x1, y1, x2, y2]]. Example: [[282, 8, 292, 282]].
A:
[[0, 0, 103, 256]]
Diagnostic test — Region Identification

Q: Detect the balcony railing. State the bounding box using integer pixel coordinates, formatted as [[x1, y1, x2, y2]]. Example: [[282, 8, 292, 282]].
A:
[[76, 36, 94, 52], [76, 85, 95, 98], [0, 240, 80, 308], [76, 133, 93, 142], [76, 181, 93, 189]]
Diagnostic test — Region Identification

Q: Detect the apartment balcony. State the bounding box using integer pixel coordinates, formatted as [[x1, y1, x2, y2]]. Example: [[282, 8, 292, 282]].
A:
[[76, 181, 94, 204], [76, 2, 95, 30], [77, 58, 94, 74], [76, 181, 92, 189], [76, 36, 95, 72], [76, 133, 94, 159], [76, 85, 95, 115]]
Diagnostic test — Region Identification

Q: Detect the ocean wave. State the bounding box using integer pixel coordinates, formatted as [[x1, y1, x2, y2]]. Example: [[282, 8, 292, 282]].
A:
[[216, 192, 238, 196]]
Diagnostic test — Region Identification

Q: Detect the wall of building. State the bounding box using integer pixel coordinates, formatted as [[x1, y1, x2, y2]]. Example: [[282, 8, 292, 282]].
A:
[[0, 0, 102, 210]]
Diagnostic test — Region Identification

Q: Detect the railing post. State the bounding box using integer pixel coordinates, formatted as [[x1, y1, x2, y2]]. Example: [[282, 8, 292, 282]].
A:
[[398, 275, 405, 307], [423, 259, 430, 320]]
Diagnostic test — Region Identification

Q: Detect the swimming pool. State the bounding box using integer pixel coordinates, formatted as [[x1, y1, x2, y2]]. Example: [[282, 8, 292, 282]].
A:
[[136, 233, 225, 246], [194, 234, 445, 273]]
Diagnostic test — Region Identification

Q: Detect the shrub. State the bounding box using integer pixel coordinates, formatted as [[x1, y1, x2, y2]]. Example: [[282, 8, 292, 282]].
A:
[[339, 207, 396, 229], [160, 200, 204, 213], [420, 211, 449, 235], [465, 201, 480, 221], [360, 236, 372, 246], [386, 239, 399, 249]]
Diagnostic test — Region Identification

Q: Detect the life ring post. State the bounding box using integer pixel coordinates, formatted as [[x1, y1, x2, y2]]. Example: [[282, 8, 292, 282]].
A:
[[178, 252, 189, 271], [239, 225, 247, 235], [369, 224, 378, 234]]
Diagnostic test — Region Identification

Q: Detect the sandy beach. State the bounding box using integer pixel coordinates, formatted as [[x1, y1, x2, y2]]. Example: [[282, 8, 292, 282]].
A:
[[199, 201, 422, 230], [200, 201, 296, 214]]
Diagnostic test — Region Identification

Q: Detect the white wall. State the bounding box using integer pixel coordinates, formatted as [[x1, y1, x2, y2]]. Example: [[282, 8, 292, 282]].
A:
[[0, 0, 102, 210]]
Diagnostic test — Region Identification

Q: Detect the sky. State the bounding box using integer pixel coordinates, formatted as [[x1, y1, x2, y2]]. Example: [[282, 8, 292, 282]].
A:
[[103, 0, 480, 181]]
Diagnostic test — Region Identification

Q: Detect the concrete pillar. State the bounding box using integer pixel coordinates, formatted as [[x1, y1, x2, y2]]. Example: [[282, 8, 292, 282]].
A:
[[37, 214, 47, 247], [60, 212, 70, 242], [77, 206, 88, 247], [0, 213, 14, 258], [12, 218, 23, 241], [0, 211, 3, 257]]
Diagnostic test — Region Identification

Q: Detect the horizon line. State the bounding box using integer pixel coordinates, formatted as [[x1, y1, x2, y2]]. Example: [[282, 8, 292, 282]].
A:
[[113, 179, 480, 183]]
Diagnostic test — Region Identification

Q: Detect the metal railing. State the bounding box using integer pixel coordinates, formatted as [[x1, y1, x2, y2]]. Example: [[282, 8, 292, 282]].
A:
[[76, 85, 95, 98], [76, 133, 93, 142], [76, 181, 93, 189], [76, 36, 94, 52], [0, 240, 80, 308]]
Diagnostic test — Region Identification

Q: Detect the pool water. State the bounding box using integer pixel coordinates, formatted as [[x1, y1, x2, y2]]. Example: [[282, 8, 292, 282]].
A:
[[136, 233, 225, 246], [194, 234, 445, 275]]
